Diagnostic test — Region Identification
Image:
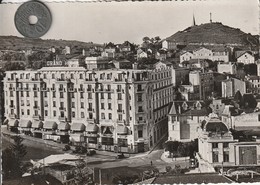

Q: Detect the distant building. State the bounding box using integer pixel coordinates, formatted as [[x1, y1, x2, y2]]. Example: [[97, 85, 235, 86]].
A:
[[171, 67, 190, 86], [236, 51, 255, 64], [179, 85, 200, 101], [245, 75, 260, 94], [136, 49, 148, 60], [168, 101, 211, 142], [209, 99, 226, 117], [222, 77, 246, 98], [180, 51, 193, 63], [198, 113, 260, 171], [217, 62, 237, 75], [3, 62, 173, 153], [85, 57, 110, 70]]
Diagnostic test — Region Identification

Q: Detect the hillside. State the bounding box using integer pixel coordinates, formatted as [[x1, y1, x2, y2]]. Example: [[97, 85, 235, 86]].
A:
[[166, 22, 259, 48], [0, 36, 101, 51]]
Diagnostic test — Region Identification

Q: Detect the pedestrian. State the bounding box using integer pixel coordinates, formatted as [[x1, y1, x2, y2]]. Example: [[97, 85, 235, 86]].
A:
[[151, 160, 153, 166]]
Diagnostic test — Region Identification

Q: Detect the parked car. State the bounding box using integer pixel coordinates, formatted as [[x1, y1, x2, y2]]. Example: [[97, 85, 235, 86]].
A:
[[87, 149, 96, 156], [62, 145, 71, 151], [73, 146, 87, 154], [116, 153, 125, 159]]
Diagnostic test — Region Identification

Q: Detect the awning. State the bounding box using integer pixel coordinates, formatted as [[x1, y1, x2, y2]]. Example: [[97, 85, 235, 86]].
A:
[[43, 121, 58, 130], [58, 122, 70, 130], [20, 120, 32, 128], [117, 125, 128, 135], [71, 123, 86, 131], [86, 124, 98, 132], [8, 119, 19, 127], [32, 120, 43, 128], [3, 118, 9, 125]]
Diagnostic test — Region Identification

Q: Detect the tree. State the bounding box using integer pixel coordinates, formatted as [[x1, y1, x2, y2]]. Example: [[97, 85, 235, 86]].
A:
[[244, 64, 257, 76], [3, 61, 25, 71], [2, 136, 27, 179], [164, 141, 180, 157]]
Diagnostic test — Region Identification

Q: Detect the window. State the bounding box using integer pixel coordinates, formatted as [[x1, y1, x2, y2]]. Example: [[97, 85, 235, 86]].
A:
[[71, 92, 75, 99], [108, 93, 111, 99], [107, 85, 111, 91], [212, 143, 218, 148], [223, 143, 229, 148], [21, 91, 24, 97], [258, 114, 260, 121], [43, 73, 47, 79], [26, 100, 30, 106], [60, 92, 64, 98], [118, 114, 123, 121], [44, 101, 48, 107], [101, 113, 105, 119], [21, 100, 24, 106], [117, 85, 122, 91], [138, 94, 142, 102], [109, 113, 112, 120], [71, 74, 74, 79], [26, 91, 29, 97], [44, 92, 47, 98], [118, 93, 122, 100], [72, 102, 75, 108], [223, 151, 229, 162], [88, 103, 92, 109], [45, 110, 48, 116], [53, 111, 56, 117], [21, 109, 24, 115], [34, 110, 38, 116], [60, 102, 64, 109], [118, 104, 122, 111], [81, 112, 85, 118], [27, 109, 30, 115], [108, 103, 112, 110], [52, 74, 55, 79], [138, 130, 143, 138], [212, 151, 219, 163], [138, 106, 143, 112], [34, 91, 37, 97], [10, 91, 13, 97], [139, 117, 143, 121], [72, 112, 75, 118], [101, 103, 105, 109], [53, 101, 56, 107], [81, 102, 84, 108], [79, 74, 83, 79], [101, 93, 104, 99], [89, 113, 93, 119], [80, 92, 84, 99], [88, 93, 92, 99], [53, 91, 56, 98]]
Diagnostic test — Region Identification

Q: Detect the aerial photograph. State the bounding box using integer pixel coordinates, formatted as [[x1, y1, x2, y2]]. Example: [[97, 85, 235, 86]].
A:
[[0, 0, 260, 184]]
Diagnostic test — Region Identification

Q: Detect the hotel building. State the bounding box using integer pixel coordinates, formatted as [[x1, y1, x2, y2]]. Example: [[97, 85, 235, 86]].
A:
[[3, 60, 173, 153]]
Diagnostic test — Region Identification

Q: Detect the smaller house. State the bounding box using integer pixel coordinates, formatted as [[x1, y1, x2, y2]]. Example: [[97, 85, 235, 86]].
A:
[[136, 49, 148, 60], [180, 51, 194, 63], [236, 51, 255, 64], [217, 62, 237, 75], [222, 77, 246, 98]]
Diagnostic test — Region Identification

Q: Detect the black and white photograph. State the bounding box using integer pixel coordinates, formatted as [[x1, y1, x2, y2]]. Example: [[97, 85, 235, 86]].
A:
[[0, 0, 259, 184]]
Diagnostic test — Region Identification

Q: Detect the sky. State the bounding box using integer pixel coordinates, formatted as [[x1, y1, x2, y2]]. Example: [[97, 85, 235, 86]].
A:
[[0, 0, 259, 44]]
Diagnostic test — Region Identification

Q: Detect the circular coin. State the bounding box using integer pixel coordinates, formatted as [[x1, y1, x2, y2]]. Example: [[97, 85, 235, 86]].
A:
[[14, 1, 52, 38]]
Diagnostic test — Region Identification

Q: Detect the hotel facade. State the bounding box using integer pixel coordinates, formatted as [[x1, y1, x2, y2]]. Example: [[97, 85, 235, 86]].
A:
[[3, 60, 173, 153]]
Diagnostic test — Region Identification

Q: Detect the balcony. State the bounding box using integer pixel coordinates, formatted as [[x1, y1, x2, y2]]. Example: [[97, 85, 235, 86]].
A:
[[24, 88, 30, 91], [31, 78, 41, 81], [68, 88, 75, 92], [116, 89, 122, 92], [56, 78, 70, 82], [9, 87, 15, 91], [41, 87, 49, 91], [33, 106, 39, 109], [88, 108, 94, 112], [85, 78, 93, 81], [59, 88, 64, 92], [117, 109, 124, 113], [137, 120, 146, 124], [33, 87, 38, 91], [137, 88, 144, 93], [51, 88, 56, 91], [87, 88, 92, 92], [59, 107, 66, 111], [115, 78, 123, 82], [138, 109, 144, 113], [9, 105, 15, 108], [78, 88, 84, 92]]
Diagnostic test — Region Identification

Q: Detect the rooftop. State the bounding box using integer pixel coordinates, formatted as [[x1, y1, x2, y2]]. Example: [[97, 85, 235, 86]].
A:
[[152, 173, 233, 184]]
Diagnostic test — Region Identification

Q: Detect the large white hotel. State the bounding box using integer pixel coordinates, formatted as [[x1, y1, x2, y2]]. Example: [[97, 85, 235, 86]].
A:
[[3, 59, 174, 153]]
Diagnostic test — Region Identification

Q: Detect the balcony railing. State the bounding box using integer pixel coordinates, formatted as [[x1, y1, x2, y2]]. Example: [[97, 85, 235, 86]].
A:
[[9, 105, 15, 108], [9, 113, 17, 119], [117, 109, 124, 113], [78, 88, 84, 92], [87, 88, 92, 92], [33, 106, 39, 109], [88, 108, 94, 112]]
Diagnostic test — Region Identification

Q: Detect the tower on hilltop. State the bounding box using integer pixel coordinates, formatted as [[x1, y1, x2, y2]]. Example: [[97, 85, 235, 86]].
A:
[[192, 14, 196, 26]]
